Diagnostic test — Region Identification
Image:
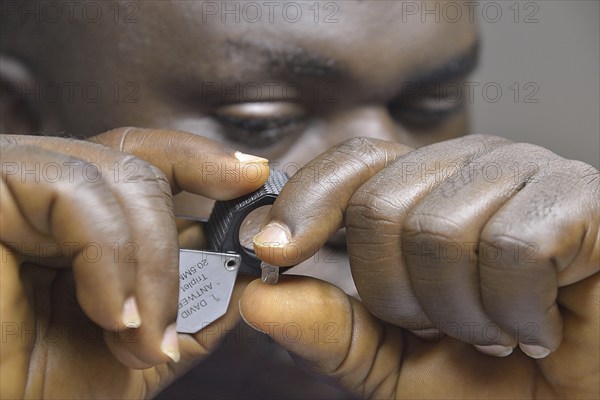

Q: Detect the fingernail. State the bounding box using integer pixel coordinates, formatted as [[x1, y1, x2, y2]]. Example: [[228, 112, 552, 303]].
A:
[[160, 324, 180, 363], [519, 343, 551, 359], [253, 223, 290, 247], [121, 296, 141, 329], [235, 151, 269, 164], [475, 344, 514, 357]]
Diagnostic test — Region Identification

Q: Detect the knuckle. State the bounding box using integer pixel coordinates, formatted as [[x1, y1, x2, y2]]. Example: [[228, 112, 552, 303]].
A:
[[566, 160, 599, 190], [451, 133, 512, 149], [104, 126, 139, 140], [348, 183, 399, 225], [347, 186, 404, 249], [403, 210, 463, 242], [503, 142, 557, 162], [465, 133, 502, 142], [402, 210, 468, 266], [58, 157, 98, 183], [147, 163, 170, 187], [106, 126, 137, 134], [93, 127, 135, 147], [335, 137, 391, 167], [480, 227, 548, 266], [115, 154, 154, 182]]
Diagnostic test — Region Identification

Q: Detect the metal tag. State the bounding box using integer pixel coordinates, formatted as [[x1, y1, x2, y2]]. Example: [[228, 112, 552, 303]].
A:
[[176, 249, 240, 334], [260, 262, 280, 284]]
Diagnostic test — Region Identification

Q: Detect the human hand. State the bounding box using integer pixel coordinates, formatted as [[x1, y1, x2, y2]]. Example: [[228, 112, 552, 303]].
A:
[[0, 128, 269, 398], [242, 135, 599, 399]]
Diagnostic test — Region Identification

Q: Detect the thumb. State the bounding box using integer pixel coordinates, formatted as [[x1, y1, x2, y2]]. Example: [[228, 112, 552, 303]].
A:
[[239, 276, 404, 398]]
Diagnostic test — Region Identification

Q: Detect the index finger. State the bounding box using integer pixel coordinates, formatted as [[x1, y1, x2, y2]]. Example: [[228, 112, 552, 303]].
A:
[[91, 127, 270, 199], [253, 137, 412, 266]]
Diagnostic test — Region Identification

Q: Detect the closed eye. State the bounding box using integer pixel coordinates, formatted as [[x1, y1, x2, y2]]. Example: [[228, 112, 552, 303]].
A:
[[388, 81, 466, 129], [213, 102, 307, 147]]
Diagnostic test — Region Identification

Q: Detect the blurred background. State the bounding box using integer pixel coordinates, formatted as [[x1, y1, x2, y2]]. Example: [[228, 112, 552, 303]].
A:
[[471, 0, 599, 168], [159, 1, 599, 399]]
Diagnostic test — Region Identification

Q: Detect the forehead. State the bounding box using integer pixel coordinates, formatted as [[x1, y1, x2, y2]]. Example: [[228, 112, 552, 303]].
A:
[[166, 0, 475, 71], [125, 1, 476, 90], [4, 0, 477, 103]]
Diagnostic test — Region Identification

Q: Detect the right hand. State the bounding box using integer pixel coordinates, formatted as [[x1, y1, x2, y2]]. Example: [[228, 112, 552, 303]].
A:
[[242, 136, 599, 399], [0, 128, 270, 399]]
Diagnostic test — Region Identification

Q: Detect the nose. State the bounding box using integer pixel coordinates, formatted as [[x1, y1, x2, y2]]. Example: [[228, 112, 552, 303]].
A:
[[323, 105, 401, 147]]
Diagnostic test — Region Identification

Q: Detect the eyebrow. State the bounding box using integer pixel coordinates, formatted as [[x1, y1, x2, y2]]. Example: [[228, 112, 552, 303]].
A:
[[225, 39, 342, 79], [408, 42, 480, 86], [225, 39, 479, 84]]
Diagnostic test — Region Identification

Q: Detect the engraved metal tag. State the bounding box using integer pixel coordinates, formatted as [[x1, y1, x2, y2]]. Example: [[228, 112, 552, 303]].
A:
[[176, 249, 240, 333]]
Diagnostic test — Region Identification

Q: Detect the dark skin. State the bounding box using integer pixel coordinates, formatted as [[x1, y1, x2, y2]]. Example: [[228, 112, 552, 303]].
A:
[[1, 1, 598, 399]]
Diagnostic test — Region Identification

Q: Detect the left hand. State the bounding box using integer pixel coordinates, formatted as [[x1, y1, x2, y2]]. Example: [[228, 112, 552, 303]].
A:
[[0, 128, 269, 399], [241, 135, 599, 399]]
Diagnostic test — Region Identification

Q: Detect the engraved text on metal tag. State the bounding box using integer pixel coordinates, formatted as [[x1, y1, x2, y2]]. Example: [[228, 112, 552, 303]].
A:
[[176, 249, 240, 334]]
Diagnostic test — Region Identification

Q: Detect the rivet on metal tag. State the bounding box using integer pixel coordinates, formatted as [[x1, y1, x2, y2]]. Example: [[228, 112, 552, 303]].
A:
[[176, 249, 240, 334]]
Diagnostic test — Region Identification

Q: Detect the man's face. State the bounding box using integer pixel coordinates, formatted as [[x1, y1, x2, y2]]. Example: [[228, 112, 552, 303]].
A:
[[2, 0, 477, 213]]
